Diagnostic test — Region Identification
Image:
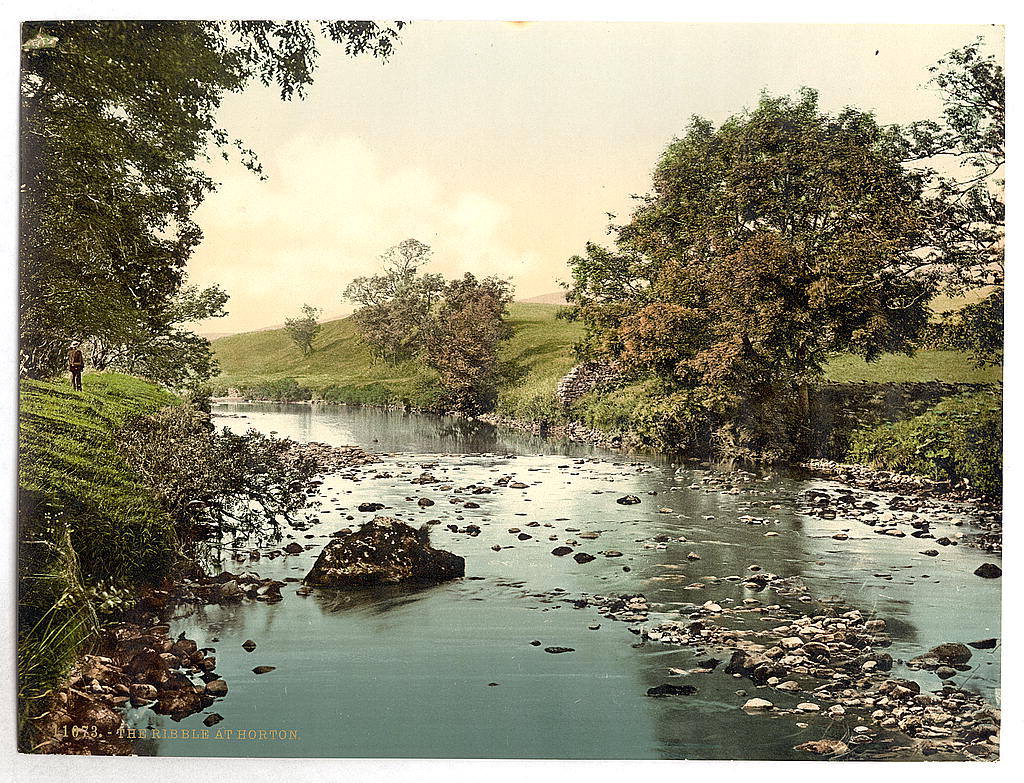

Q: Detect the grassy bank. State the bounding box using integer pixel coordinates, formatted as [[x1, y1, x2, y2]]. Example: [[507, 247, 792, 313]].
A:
[[18, 373, 178, 736]]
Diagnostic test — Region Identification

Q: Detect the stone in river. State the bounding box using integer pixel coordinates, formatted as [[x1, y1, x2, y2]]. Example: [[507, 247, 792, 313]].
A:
[[968, 638, 998, 650], [909, 642, 972, 668], [253, 666, 276, 674], [616, 495, 641, 505], [573, 552, 596, 564], [603, 550, 623, 558], [284, 542, 304, 554], [203, 713, 223, 727], [832, 533, 849, 541], [579, 532, 600, 539], [697, 658, 722, 670], [205, 679, 228, 696], [530, 640, 542, 646], [794, 739, 849, 756], [647, 683, 697, 697], [974, 563, 1002, 578], [936, 666, 957, 679], [741, 698, 774, 711], [509, 482, 529, 489], [517, 533, 532, 541], [357, 502, 385, 512], [544, 646, 575, 654], [417, 498, 434, 507], [796, 702, 820, 712], [242, 640, 256, 652], [551, 546, 573, 557], [920, 549, 939, 557], [304, 517, 464, 587]]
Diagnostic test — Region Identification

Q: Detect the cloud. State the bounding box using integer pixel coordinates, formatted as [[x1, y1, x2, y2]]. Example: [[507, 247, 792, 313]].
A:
[[188, 132, 529, 332]]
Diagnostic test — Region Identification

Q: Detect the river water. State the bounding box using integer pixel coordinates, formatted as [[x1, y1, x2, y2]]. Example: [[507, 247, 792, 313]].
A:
[[130, 403, 1001, 760]]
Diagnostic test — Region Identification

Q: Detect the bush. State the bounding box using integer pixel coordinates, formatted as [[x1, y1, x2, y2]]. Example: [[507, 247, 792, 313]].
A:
[[846, 390, 1002, 496], [495, 388, 565, 424], [117, 404, 318, 547], [244, 377, 313, 401]]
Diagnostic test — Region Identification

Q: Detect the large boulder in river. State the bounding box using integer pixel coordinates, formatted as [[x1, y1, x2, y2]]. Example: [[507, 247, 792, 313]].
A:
[[304, 517, 464, 587], [909, 642, 973, 669]]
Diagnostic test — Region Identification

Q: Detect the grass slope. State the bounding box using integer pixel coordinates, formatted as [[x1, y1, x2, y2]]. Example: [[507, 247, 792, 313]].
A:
[[823, 351, 1001, 385], [212, 303, 586, 408], [20, 372, 179, 586], [19, 374, 178, 718]]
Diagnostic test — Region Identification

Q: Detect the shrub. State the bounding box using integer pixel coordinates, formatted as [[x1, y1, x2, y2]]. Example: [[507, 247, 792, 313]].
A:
[[321, 382, 397, 405], [117, 404, 318, 547], [846, 390, 1002, 496], [245, 377, 313, 401]]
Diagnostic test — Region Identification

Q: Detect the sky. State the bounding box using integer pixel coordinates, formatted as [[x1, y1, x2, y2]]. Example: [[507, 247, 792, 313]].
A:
[[184, 21, 1003, 335]]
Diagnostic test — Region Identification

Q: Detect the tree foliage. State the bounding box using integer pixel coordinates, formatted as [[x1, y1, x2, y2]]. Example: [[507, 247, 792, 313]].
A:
[[19, 20, 405, 379], [285, 304, 323, 356], [345, 239, 444, 364], [568, 89, 933, 457], [344, 242, 515, 413], [905, 38, 1004, 365], [87, 283, 230, 389], [423, 274, 514, 414]]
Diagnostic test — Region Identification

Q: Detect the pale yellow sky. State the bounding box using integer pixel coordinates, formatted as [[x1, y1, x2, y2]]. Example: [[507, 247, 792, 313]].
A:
[[186, 21, 1003, 334]]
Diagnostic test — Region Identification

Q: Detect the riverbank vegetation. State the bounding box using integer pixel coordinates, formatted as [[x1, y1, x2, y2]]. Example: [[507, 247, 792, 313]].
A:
[[17, 373, 318, 748], [18, 375, 177, 743], [846, 390, 1002, 497]]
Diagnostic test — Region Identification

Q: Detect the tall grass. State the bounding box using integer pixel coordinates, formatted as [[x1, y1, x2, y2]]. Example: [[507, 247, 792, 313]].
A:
[[18, 373, 178, 748]]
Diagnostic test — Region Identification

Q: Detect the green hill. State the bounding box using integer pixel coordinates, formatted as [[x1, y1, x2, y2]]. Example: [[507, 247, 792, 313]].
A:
[[211, 302, 585, 409], [211, 300, 999, 409]]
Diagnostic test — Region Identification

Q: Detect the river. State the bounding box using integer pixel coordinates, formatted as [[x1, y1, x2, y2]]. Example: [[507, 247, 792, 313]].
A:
[[125, 402, 1001, 760]]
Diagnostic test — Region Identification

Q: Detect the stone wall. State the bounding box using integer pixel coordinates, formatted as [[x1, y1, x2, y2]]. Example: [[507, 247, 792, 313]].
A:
[[555, 361, 623, 406]]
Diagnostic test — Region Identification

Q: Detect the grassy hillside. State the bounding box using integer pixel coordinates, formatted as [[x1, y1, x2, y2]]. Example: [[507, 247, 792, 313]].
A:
[[823, 351, 1001, 385], [212, 303, 586, 408], [212, 300, 999, 405]]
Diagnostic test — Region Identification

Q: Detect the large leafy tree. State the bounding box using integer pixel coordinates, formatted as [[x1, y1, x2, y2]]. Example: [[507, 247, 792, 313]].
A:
[[345, 239, 445, 364], [568, 89, 933, 456], [423, 273, 514, 414], [285, 304, 323, 356], [906, 38, 1004, 365], [20, 20, 404, 380]]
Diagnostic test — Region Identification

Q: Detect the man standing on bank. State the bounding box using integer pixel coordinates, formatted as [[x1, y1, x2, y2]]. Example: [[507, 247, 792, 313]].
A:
[[68, 343, 85, 391]]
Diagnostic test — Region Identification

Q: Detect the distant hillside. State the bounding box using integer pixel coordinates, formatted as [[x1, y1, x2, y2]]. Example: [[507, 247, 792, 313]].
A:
[[518, 291, 567, 305], [210, 302, 583, 410]]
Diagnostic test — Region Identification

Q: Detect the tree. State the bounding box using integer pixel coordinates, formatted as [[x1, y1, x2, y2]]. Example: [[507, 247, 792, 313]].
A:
[[568, 89, 933, 457], [345, 239, 444, 364], [423, 274, 514, 414], [905, 38, 1004, 365], [285, 304, 323, 355], [19, 20, 405, 379], [86, 282, 230, 389]]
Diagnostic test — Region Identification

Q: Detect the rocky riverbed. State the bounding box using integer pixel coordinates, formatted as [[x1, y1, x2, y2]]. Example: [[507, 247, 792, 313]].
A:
[[75, 401, 999, 761]]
